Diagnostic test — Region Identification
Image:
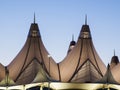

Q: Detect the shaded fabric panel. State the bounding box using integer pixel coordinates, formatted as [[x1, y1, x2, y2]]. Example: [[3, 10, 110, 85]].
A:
[[71, 60, 102, 83], [15, 59, 40, 84]]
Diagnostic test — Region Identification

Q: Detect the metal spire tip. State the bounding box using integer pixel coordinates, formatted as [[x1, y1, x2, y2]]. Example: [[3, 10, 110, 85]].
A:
[[85, 14, 87, 25], [34, 13, 36, 23]]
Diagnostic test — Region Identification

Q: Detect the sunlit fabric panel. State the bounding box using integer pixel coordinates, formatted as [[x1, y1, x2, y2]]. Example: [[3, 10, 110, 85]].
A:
[[111, 63, 120, 83], [36, 38, 59, 80], [15, 59, 39, 84], [0, 63, 5, 81], [7, 38, 32, 81], [58, 40, 82, 81], [78, 38, 106, 76]]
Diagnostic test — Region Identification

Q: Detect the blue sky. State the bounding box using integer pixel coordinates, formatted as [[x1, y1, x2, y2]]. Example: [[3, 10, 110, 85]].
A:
[[0, 0, 120, 66]]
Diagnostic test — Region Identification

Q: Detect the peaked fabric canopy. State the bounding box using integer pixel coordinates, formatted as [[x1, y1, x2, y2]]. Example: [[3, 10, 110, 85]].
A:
[[97, 64, 119, 84], [0, 18, 109, 87], [7, 22, 59, 85], [1, 16, 120, 89], [67, 36, 76, 54], [58, 24, 106, 82]]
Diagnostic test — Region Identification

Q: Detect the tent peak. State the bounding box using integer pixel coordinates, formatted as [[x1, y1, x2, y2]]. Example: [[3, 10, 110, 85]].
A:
[[70, 34, 76, 46], [107, 64, 110, 69], [79, 24, 91, 39], [28, 22, 40, 37], [79, 16, 92, 39], [67, 35, 76, 54]]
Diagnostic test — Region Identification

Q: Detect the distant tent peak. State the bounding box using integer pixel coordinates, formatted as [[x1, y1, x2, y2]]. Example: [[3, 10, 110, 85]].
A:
[[70, 34, 76, 46], [67, 35, 76, 53], [111, 56, 119, 64], [78, 16, 92, 39], [110, 54, 119, 69]]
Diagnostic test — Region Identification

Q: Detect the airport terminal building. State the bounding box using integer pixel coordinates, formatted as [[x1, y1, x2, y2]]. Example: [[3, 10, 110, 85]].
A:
[[0, 16, 120, 90]]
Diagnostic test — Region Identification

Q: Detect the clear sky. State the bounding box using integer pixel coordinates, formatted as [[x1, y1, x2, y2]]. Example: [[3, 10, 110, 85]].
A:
[[0, 0, 120, 66]]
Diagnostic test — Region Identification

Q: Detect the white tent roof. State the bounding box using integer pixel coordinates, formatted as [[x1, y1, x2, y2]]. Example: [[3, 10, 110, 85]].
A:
[[58, 24, 106, 82], [4, 19, 107, 85], [7, 22, 59, 84]]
